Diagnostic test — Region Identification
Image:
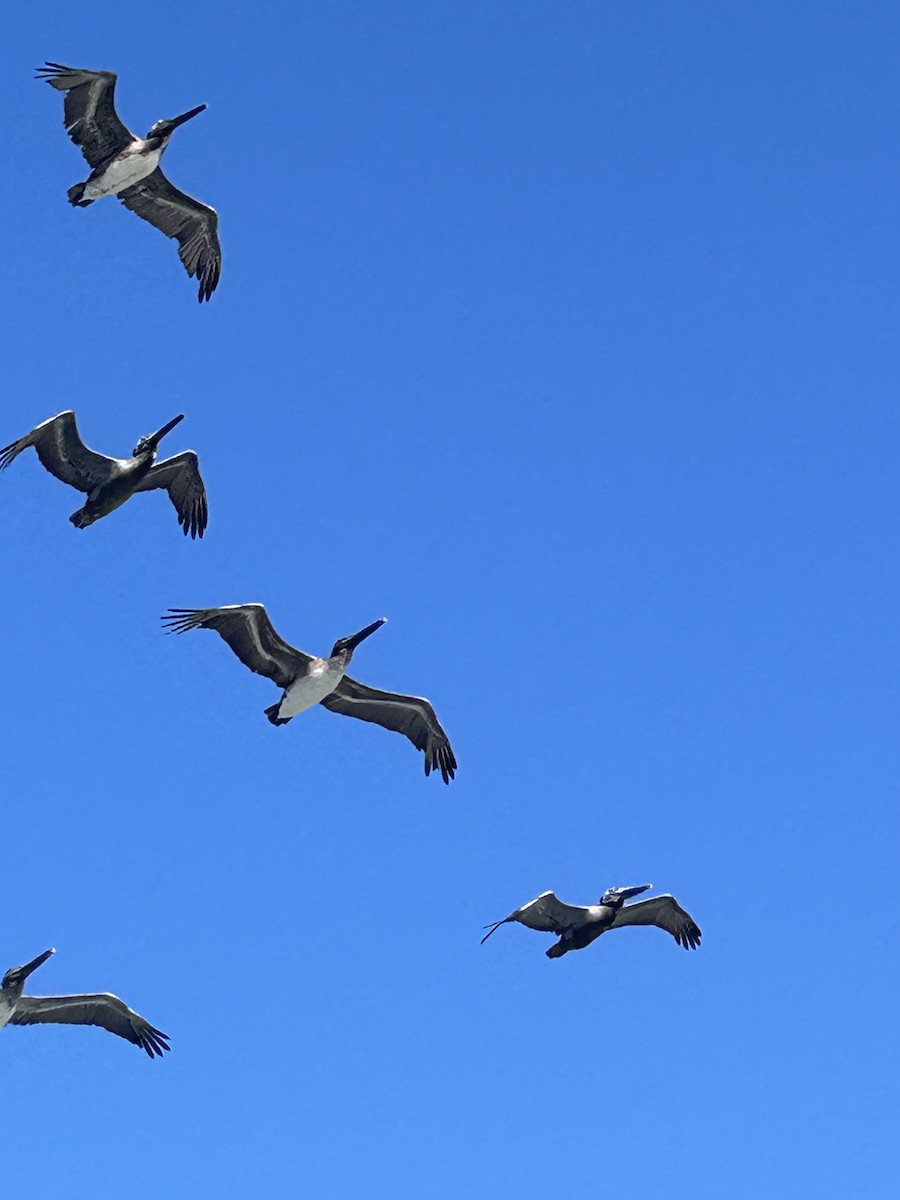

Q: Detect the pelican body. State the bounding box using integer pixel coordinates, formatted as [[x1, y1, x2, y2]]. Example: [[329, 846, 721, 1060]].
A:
[[274, 640, 368, 721], [62, 105, 205, 206], [67, 413, 185, 527], [37, 63, 221, 301], [1, 948, 169, 1058], [482, 884, 702, 958], [162, 605, 457, 782], [0, 411, 208, 537]]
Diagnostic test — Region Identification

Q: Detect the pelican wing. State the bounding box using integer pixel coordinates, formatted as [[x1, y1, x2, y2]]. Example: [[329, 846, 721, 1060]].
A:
[[162, 604, 309, 688], [609, 894, 702, 949], [10, 993, 169, 1057], [36, 63, 132, 167], [119, 170, 221, 302], [0, 411, 118, 493], [321, 676, 457, 783], [134, 451, 208, 538], [481, 890, 588, 943]]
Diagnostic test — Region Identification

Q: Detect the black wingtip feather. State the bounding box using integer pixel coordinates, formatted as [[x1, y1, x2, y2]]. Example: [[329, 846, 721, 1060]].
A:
[[160, 608, 205, 635], [138, 1024, 170, 1058]]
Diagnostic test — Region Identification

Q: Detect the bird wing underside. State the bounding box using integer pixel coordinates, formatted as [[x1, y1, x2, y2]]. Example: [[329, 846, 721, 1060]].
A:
[[9, 993, 170, 1057], [609, 894, 702, 949], [321, 676, 457, 782], [513, 891, 590, 932], [482, 891, 588, 943], [119, 170, 221, 302], [134, 451, 208, 538], [0, 411, 119, 492], [162, 604, 309, 689], [37, 63, 133, 167]]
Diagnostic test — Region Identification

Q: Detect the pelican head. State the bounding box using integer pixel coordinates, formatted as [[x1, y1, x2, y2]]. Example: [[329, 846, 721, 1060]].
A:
[[330, 617, 388, 661], [146, 104, 207, 141], [2, 947, 55, 993], [600, 884, 652, 908], [133, 413, 185, 458]]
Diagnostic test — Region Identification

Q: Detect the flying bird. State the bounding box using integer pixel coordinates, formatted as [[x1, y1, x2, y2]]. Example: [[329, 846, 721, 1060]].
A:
[[0, 948, 169, 1058], [482, 884, 701, 958], [0, 410, 208, 537], [37, 62, 221, 301], [162, 605, 457, 783]]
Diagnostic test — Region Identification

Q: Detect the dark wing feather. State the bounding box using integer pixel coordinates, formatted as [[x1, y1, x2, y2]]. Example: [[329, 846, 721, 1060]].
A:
[[10, 993, 169, 1057], [321, 676, 456, 783], [482, 890, 589, 943], [134, 451, 208, 538], [119, 170, 221, 302], [161, 604, 308, 688], [609, 894, 702, 949], [36, 63, 133, 167], [0, 411, 118, 492]]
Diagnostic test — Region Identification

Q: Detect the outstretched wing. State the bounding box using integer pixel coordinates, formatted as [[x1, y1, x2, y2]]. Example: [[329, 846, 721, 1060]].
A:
[[481, 890, 589, 943], [0, 411, 118, 493], [321, 676, 456, 783], [162, 604, 308, 688], [135, 451, 208, 538], [36, 63, 133, 167], [119, 170, 221, 302], [10, 993, 169, 1058], [609, 894, 702, 949]]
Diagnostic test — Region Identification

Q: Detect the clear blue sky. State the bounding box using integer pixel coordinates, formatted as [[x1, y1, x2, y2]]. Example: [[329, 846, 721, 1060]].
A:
[[3, 2, 898, 1196]]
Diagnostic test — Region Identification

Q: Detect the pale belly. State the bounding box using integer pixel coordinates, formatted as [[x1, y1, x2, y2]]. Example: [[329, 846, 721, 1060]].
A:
[[279, 663, 343, 720], [84, 148, 162, 200], [0, 997, 14, 1031]]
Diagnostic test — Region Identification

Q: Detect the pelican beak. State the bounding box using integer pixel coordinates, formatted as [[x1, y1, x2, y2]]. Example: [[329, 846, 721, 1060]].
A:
[[17, 947, 56, 982], [147, 413, 185, 449], [166, 104, 207, 130], [620, 884, 652, 900], [345, 617, 388, 651]]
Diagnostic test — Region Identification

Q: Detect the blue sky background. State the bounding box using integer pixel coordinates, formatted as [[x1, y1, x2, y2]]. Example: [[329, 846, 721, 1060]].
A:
[[3, 2, 898, 1196]]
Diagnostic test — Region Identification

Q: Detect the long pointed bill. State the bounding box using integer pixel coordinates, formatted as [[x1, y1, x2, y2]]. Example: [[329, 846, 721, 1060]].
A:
[[148, 413, 185, 449], [345, 617, 388, 651], [620, 884, 653, 900], [17, 947, 56, 981], [167, 103, 207, 130]]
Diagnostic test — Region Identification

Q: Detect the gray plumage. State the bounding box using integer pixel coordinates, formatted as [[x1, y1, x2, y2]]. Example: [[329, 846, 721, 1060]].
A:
[[161, 604, 457, 783], [482, 884, 701, 958], [0, 410, 207, 536], [118, 172, 220, 301], [36, 63, 130, 166], [37, 62, 221, 302], [1, 949, 169, 1058], [319, 675, 457, 783]]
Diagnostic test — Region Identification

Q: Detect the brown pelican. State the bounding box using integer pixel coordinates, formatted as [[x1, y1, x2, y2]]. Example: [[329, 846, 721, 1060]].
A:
[[37, 62, 221, 301], [0, 949, 169, 1058], [162, 605, 457, 783], [481, 885, 701, 957], [0, 410, 208, 537]]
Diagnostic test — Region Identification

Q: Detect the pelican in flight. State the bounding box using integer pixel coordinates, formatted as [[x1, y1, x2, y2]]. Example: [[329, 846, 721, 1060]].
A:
[[162, 605, 457, 783], [0, 410, 208, 537], [37, 62, 221, 301], [482, 884, 701, 958], [0, 948, 169, 1058]]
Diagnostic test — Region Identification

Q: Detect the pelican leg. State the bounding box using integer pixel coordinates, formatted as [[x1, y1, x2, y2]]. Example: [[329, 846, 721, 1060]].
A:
[[67, 181, 94, 207], [70, 484, 116, 528], [70, 495, 103, 527], [546, 927, 578, 959], [264, 699, 292, 727]]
